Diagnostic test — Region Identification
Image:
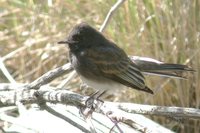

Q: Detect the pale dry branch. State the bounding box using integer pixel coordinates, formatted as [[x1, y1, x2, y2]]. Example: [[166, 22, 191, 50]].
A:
[[0, 83, 194, 132], [99, 0, 126, 32], [105, 102, 200, 120], [0, 83, 26, 91], [0, 58, 16, 83], [0, 84, 199, 120], [26, 63, 73, 90]]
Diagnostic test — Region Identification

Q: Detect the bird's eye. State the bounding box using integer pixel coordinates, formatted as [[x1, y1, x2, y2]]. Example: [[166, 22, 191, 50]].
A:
[[73, 34, 83, 41], [73, 35, 79, 40]]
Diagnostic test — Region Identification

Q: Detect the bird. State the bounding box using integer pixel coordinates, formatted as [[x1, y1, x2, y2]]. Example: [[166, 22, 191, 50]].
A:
[[58, 22, 193, 95]]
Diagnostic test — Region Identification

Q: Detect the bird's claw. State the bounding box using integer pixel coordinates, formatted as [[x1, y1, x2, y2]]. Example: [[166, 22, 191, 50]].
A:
[[79, 90, 105, 118]]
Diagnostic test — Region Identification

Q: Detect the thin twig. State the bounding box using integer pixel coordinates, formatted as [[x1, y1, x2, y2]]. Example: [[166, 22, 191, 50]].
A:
[[99, 0, 126, 32], [57, 70, 77, 88], [27, 63, 73, 90], [0, 58, 16, 83]]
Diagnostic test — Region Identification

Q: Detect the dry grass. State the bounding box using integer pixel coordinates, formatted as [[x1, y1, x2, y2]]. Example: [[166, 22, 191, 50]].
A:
[[0, 0, 199, 132]]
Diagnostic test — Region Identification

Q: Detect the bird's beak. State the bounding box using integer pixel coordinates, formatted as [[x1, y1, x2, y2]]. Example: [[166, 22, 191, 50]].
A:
[[57, 39, 78, 44], [57, 40, 70, 44]]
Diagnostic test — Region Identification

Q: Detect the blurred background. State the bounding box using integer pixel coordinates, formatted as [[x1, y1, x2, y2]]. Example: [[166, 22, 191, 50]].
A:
[[0, 0, 199, 132]]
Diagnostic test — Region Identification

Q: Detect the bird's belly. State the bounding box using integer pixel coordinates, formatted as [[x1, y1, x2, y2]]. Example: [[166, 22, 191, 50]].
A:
[[80, 75, 123, 91]]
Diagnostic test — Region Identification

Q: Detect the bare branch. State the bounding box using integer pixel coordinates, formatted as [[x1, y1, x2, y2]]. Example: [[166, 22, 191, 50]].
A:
[[0, 84, 199, 120], [0, 83, 26, 91], [27, 63, 73, 90], [104, 102, 200, 120], [99, 0, 126, 32], [0, 84, 174, 132], [0, 58, 16, 83]]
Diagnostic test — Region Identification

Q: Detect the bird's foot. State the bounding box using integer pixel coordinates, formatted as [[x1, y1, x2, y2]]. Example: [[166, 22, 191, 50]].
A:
[[80, 90, 106, 118], [85, 90, 105, 108]]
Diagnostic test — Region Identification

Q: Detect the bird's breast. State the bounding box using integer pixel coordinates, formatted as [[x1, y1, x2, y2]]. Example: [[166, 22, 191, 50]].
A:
[[69, 51, 100, 79], [80, 75, 123, 91]]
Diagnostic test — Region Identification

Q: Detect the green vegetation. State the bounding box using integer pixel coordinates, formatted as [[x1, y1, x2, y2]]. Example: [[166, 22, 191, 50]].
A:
[[0, 0, 199, 132]]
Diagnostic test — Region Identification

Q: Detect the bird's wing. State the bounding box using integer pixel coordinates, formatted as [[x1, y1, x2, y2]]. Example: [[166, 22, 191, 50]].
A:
[[86, 46, 153, 94]]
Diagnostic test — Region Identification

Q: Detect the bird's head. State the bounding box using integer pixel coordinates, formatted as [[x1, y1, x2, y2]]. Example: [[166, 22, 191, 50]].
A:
[[58, 22, 104, 52]]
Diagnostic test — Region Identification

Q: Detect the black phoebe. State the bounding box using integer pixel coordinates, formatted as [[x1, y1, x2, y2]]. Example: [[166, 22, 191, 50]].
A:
[[58, 22, 193, 94]]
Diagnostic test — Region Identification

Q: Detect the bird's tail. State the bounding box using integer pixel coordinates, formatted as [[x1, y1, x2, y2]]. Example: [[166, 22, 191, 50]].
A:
[[130, 56, 194, 79]]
